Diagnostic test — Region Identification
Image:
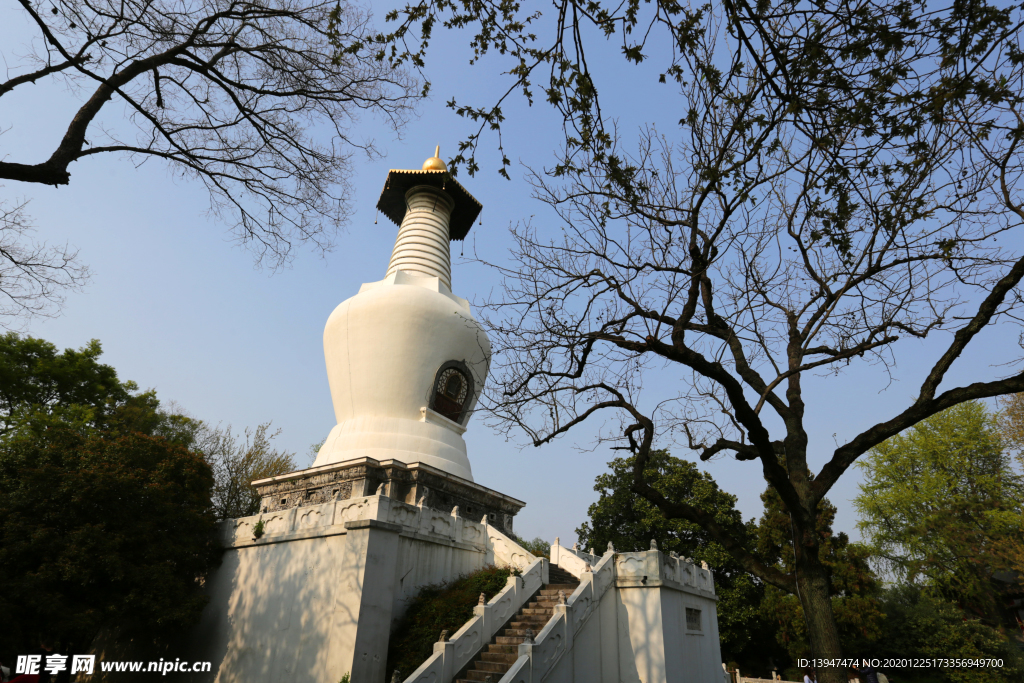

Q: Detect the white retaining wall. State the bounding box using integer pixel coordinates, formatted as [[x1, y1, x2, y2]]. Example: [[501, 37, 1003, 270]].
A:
[[91, 493, 535, 683], [89, 505, 727, 683]]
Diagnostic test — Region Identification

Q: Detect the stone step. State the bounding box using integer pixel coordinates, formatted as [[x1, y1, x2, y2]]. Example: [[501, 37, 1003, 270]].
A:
[[464, 670, 507, 681], [502, 627, 537, 636], [495, 635, 526, 645], [549, 567, 578, 579], [509, 619, 547, 629], [452, 574, 587, 683], [487, 643, 518, 654], [520, 607, 553, 616], [512, 613, 549, 621]]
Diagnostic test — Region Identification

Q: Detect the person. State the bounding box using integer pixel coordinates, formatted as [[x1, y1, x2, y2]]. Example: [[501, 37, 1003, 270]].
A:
[[803, 667, 817, 683], [852, 661, 880, 683]]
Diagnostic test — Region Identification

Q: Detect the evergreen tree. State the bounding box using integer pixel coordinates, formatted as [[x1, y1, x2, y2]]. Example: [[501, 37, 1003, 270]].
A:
[[576, 450, 881, 672], [0, 334, 222, 662]]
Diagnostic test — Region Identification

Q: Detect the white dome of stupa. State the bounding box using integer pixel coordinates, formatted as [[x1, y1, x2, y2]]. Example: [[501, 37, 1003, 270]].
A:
[[312, 149, 489, 481]]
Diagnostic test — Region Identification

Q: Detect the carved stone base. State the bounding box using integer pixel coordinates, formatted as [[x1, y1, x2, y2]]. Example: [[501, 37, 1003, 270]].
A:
[[252, 458, 526, 535]]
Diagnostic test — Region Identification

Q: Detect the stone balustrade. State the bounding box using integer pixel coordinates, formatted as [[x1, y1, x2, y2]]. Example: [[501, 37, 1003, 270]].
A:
[[403, 555, 545, 683], [497, 542, 722, 683], [498, 549, 617, 683]]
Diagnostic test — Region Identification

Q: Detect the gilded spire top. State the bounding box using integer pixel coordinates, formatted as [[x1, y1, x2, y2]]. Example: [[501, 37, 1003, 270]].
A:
[[422, 145, 447, 171]]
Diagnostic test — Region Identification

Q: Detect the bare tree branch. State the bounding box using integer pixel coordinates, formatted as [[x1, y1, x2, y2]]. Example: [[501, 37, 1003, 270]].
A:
[[2, 0, 419, 267]]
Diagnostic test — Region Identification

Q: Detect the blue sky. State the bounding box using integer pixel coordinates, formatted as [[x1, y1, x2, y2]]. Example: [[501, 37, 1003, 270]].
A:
[[1, 2, 1018, 546]]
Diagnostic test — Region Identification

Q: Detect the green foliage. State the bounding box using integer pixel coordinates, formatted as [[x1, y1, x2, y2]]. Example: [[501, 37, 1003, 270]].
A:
[[253, 518, 266, 538], [575, 451, 778, 669], [0, 333, 222, 662], [0, 424, 221, 657], [512, 534, 550, 558], [1, 333, 124, 436], [855, 401, 1024, 624], [338, 674, 350, 683], [868, 584, 1024, 683], [386, 565, 513, 678], [0, 333, 200, 444], [756, 485, 883, 662]]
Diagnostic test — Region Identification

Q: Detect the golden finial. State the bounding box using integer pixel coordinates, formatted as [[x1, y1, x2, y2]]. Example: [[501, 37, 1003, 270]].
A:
[[422, 145, 447, 171]]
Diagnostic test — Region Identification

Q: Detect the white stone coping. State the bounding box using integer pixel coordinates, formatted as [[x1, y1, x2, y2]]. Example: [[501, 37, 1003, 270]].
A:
[[551, 542, 716, 599], [420, 406, 468, 435], [250, 458, 526, 508], [613, 549, 717, 599]]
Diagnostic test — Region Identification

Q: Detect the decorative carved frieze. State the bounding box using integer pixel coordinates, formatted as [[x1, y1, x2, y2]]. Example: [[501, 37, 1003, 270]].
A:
[[254, 459, 524, 534]]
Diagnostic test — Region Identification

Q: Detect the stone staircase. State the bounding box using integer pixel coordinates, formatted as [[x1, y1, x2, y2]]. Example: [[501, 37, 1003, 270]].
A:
[[455, 564, 579, 683]]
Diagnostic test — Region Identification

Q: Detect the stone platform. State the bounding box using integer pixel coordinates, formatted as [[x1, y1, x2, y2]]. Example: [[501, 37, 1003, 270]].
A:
[[253, 457, 525, 535]]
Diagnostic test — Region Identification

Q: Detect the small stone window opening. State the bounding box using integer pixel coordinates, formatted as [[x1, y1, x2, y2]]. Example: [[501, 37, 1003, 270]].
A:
[[432, 367, 469, 422], [280, 498, 287, 505], [488, 512, 496, 521], [686, 608, 702, 631]]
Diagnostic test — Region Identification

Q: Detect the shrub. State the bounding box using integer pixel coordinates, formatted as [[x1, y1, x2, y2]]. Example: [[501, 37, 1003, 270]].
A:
[[385, 565, 513, 678], [513, 535, 551, 559]]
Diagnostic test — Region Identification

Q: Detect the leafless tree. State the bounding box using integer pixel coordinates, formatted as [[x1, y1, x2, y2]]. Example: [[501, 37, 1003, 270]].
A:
[[194, 421, 296, 519], [378, 1, 1024, 674], [0, 195, 88, 324], [0, 0, 419, 279]]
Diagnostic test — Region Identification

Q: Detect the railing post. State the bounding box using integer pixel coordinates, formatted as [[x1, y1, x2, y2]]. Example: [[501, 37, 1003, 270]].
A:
[[474, 597, 492, 639], [432, 640, 455, 681], [517, 641, 534, 683]]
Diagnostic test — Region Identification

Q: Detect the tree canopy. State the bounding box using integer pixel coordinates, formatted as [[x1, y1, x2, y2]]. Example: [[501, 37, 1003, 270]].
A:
[[368, 1, 1024, 676], [869, 585, 1024, 683], [0, 425, 221, 657], [576, 450, 774, 666], [199, 421, 298, 520], [0, 334, 222, 660], [856, 400, 1024, 628]]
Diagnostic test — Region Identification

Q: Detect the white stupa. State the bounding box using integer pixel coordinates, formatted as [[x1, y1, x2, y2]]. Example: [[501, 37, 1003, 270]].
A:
[[312, 148, 489, 481]]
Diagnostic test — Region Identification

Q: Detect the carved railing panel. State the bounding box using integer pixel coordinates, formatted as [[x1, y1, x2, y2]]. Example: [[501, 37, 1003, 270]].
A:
[[498, 655, 531, 683], [404, 650, 444, 683]]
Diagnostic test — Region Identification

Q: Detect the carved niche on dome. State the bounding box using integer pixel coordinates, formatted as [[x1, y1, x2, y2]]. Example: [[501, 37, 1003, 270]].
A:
[[428, 360, 475, 424]]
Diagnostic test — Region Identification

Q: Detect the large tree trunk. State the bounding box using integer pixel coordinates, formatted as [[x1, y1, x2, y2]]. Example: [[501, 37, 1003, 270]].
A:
[[797, 560, 845, 683]]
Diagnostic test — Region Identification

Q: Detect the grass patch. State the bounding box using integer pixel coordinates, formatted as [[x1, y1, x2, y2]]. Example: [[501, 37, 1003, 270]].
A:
[[385, 565, 516, 680]]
